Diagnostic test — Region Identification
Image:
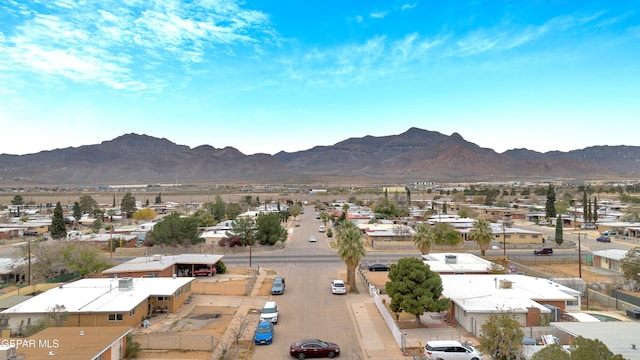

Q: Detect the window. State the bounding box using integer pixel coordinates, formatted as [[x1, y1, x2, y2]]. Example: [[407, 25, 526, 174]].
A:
[[157, 296, 168, 301], [108, 313, 123, 321], [130, 308, 135, 317]]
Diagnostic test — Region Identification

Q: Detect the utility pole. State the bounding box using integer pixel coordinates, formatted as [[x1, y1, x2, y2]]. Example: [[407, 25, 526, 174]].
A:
[[578, 233, 582, 278], [27, 238, 31, 286]]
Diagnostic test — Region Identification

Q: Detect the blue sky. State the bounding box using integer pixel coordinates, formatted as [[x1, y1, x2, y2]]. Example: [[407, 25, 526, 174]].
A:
[[1, 1, 639, 156]]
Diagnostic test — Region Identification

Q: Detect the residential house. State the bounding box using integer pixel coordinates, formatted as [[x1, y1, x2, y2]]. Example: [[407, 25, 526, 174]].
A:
[[14, 326, 132, 360], [591, 249, 629, 274], [1, 277, 193, 335], [422, 253, 497, 274], [440, 274, 581, 336], [102, 253, 223, 278]]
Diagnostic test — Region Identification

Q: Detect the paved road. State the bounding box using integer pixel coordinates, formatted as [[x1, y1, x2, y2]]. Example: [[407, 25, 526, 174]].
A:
[[251, 206, 364, 360]]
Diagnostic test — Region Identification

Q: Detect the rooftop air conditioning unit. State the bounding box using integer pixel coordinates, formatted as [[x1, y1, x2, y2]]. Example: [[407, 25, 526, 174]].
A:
[[119, 277, 134, 291], [499, 280, 513, 289], [153, 254, 162, 261], [444, 255, 458, 264]]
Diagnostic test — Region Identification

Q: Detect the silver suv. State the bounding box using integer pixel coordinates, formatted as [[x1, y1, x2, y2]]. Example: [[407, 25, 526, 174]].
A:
[[424, 340, 481, 360]]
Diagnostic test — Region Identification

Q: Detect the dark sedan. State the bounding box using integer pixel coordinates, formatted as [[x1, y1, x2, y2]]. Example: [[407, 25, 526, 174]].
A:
[[597, 236, 611, 243], [289, 338, 340, 359], [368, 263, 390, 272]]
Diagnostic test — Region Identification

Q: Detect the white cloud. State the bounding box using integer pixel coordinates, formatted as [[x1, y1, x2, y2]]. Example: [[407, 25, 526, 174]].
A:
[[370, 11, 388, 19], [0, 0, 276, 94], [401, 3, 417, 11]]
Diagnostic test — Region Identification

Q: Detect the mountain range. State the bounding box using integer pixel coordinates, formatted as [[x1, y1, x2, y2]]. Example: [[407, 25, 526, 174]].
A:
[[1, 127, 638, 185]]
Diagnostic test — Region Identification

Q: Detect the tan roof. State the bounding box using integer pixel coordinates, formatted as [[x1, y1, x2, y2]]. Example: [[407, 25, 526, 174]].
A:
[[17, 326, 131, 359]]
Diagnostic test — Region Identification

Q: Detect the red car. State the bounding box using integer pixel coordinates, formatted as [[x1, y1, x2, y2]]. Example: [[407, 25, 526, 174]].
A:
[[289, 338, 340, 359], [193, 267, 215, 276]]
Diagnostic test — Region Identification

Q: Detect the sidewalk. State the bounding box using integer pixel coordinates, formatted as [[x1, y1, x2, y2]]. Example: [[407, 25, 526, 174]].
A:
[[347, 277, 424, 360]]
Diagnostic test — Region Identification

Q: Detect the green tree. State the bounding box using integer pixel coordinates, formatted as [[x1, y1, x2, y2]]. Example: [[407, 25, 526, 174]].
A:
[[72, 201, 82, 223], [478, 313, 525, 360], [289, 204, 302, 219], [545, 185, 556, 220], [79, 195, 97, 214], [147, 213, 200, 246], [205, 195, 227, 222], [555, 200, 568, 215], [155, 192, 162, 205], [620, 247, 640, 283], [124, 333, 141, 359], [372, 197, 399, 218], [432, 223, 462, 245], [582, 191, 588, 222], [569, 336, 626, 360], [593, 196, 598, 223], [385, 257, 451, 325], [530, 343, 570, 360], [11, 195, 24, 205], [587, 198, 592, 223], [457, 206, 478, 219], [61, 242, 111, 277], [120, 192, 137, 218], [412, 224, 434, 255], [226, 202, 242, 220], [336, 220, 366, 293], [621, 205, 640, 222], [192, 208, 216, 227], [555, 214, 564, 246], [320, 211, 331, 227], [469, 219, 493, 256], [229, 217, 255, 246], [51, 202, 67, 240], [255, 213, 284, 246]]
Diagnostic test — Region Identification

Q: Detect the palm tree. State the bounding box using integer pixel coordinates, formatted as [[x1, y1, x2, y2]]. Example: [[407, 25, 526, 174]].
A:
[[412, 223, 434, 255], [469, 219, 493, 256], [336, 220, 366, 293]]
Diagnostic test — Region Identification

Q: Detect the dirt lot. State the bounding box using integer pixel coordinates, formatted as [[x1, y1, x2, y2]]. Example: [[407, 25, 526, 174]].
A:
[[137, 267, 257, 360]]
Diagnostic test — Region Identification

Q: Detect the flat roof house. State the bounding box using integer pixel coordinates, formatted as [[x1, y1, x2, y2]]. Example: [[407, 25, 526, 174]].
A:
[[1, 277, 193, 336], [102, 253, 224, 278], [441, 274, 581, 336]]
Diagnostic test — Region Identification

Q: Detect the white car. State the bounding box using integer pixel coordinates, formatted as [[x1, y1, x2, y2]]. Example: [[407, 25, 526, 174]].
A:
[[330, 280, 346, 295], [308, 236, 317, 242]]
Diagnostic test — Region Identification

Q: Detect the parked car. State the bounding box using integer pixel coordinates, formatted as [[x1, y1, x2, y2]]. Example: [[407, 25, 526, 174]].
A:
[[581, 223, 597, 229], [597, 236, 611, 243], [260, 301, 279, 324], [193, 267, 215, 276], [330, 280, 346, 295], [537, 220, 550, 226], [601, 230, 617, 236], [533, 247, 553, 256], [308, 236, 317, 242], [368, 263, 390, 272], [424, 340, 481, 360], [289, 338, 340, 359], [254, 321, 274, 345], [271, 277, 285, 295]]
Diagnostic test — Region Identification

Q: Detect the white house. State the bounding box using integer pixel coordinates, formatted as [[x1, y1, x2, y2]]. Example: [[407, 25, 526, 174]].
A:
[[441, 274, 581, 336]]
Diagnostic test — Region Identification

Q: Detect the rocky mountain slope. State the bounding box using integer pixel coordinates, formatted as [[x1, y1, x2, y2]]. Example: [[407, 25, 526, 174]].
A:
[[1, 128, 638, 185]]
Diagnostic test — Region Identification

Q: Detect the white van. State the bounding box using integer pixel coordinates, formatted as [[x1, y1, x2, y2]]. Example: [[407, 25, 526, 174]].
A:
[[66, 231, 81, 240], [318, 225, 325, 233], [424, 340, 481, 360]]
